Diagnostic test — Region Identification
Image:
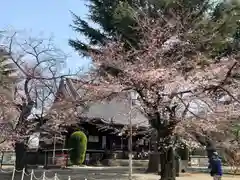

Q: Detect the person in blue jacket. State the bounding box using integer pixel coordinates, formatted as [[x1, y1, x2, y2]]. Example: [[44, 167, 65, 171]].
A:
[[208, 151, 223, 180]]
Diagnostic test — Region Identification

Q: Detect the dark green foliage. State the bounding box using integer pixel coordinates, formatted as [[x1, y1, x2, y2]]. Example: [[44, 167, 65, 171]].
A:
[[69, 131, 87, 165], [192, 0, 240, 58], [69, 0, 140, 56], [70, 0, 240, 59]]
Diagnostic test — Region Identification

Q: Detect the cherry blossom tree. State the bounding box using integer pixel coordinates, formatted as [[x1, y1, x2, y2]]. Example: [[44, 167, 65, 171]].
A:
[[0, 31, 70, 170], [0, 46, 20, 149], [79, 13, 240, 180]]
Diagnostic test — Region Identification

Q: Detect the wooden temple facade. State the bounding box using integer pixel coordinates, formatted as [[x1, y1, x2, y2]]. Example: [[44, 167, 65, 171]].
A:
[[39, 77, 151, 164]]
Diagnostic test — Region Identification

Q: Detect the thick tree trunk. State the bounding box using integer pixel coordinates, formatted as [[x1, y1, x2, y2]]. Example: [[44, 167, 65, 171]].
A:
[[15, 142, 27, 171], [159, 147, 176, 180], [147, 136, 160, 173], [146, 152, 160, 173]]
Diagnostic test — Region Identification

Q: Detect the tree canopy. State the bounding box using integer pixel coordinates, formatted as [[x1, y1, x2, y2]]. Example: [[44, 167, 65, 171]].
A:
[[70, 1, 240, 179], [70, 0, 240, 58], [69, 1, 240, 179]]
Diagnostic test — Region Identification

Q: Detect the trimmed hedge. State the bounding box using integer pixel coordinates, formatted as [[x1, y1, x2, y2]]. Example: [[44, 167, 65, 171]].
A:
[[69, 131, 87, 165]]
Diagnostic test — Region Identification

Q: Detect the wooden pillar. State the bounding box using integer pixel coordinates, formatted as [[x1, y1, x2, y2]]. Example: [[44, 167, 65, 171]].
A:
[[46, 151, 49, 169], [121, 137, 123, 149], [0, 152, 4, 168], [102, 136, 106, 149], [66, 150, 69, 167], [44, 151, 47, 168]]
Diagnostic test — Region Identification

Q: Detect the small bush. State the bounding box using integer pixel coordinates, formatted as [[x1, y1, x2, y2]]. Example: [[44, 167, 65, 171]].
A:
[[69, 131, 87, 165]]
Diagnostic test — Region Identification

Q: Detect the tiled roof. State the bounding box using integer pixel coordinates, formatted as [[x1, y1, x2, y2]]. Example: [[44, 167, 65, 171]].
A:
[[52, 77, 149, 127]]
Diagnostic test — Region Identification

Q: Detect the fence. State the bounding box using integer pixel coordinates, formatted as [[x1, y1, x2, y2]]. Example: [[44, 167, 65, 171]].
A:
[[0, 151, 69, 168], [46, 155, 69, 168], [0, 168, 72, 180], [0, 151, 15, 167]]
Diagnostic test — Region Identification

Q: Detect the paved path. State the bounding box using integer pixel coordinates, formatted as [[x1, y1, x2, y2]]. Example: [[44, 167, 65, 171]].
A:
[[1, 168, 240, 180], [134, 173, 240, 180], [2, 172, 239, 180]]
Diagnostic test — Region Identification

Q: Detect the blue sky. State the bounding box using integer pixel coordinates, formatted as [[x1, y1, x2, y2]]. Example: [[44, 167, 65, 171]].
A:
[[1, 0, 90, 73]]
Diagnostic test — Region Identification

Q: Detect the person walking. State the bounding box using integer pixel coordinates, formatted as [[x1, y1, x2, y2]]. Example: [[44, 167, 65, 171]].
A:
[[208, 151, 223, 180]]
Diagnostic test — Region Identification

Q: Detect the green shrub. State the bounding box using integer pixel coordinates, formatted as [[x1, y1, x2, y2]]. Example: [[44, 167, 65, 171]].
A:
[[69, 131, 87, 165]]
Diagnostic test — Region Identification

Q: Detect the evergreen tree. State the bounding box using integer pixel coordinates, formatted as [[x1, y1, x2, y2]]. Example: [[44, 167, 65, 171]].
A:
[[69, 0, 139, 56], [70, 0, 240, 58], [192, 0, 240, 57]]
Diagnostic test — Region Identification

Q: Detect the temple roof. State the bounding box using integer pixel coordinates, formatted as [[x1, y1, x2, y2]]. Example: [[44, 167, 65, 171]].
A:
[[51, 77, 149, 127]]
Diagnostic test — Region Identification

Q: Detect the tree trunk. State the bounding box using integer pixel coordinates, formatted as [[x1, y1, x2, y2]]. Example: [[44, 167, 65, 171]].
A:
[[146, 152, 160, 173], [206, 141, 216, 159], [15, 142, 27, 171], [147, 135, 160, 173], [159, 147, 176, 180]]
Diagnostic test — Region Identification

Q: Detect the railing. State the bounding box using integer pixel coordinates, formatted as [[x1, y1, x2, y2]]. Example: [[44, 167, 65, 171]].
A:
[[0, 152, 15, 167], [0, 168, 72, 180], [189, 155, 208, 167]]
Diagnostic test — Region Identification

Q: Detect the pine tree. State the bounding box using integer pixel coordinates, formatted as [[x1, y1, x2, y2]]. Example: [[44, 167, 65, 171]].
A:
[[69, 0, 240, 57], [192, 0, 240, 57], [69, 0, 139, 56]]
